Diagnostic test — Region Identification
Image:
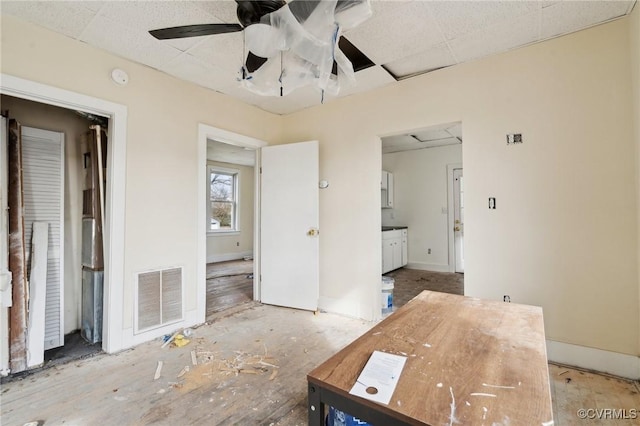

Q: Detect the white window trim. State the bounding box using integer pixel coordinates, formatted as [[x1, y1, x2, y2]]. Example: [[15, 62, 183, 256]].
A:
[[207, 164, 240, 234]]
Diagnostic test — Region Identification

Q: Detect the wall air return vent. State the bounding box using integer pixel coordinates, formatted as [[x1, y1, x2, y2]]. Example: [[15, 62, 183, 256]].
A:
[[135, 267, 183, 333]]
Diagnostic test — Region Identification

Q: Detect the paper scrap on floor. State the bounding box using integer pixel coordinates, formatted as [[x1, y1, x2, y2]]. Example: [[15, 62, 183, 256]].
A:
[[349, 350, 407, 405]]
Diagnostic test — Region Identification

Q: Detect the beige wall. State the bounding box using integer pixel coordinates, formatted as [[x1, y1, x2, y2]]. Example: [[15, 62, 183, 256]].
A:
[[206, 161, 254, 262], [1, 15, 281, 336], [0, 95, 90, 335], [2, 11, 639, 361], [282, 18, 639, 356], [382, 144, 462, 271], [629, 4, 640, 355]]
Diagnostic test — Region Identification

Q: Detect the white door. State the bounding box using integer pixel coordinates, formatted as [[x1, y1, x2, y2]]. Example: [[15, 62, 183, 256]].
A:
[[453, 168, 464, 273], [260, 141, 319, 311], [22, 126, 65, 349]]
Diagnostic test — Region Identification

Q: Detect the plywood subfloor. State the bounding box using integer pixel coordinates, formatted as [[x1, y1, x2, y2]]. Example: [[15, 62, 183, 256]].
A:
[[549, 363, 640, 425], [2, 304, 637, 426], [206, 260, 254, 318]]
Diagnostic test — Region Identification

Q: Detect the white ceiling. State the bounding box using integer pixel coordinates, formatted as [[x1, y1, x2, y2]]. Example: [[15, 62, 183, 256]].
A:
[[382, 121, 462, 154], [207, 139, 256, 166], [2, 1, 636, 115]]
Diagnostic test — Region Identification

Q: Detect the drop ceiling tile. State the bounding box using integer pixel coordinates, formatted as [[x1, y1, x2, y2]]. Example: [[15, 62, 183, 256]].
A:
[[96, 1, 224, 51], [412, 128, 452, 141], [427, 1, 539, 41], [1, 1, 98, 39], [80, 13, 183, 70], [345, 1, 445, 65], [186, 32, 245, 74], [207, 140, 256, 166], [448, 10, 538, 63], [334, 65, 396, 98], [160, 52, 239, 91], [446, 123, 463, 139], [191, 0, 239, 23], [541, 0, 633, 40], [252, 86, 325, 115], [368, 0, 415, 18], [384, 43, 456, 78]]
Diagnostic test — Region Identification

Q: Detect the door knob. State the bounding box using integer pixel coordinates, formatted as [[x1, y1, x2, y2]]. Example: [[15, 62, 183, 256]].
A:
[[307, 228, 319, 237]]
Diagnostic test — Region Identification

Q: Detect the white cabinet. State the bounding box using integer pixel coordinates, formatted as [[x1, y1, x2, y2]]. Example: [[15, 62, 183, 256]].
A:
[[382, 228, 408, 273], [381, 170, 394, 208]]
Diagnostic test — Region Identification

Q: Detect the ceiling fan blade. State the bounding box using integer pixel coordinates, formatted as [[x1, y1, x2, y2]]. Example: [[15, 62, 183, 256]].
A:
[[149, 23, 243, 40], [246, 51, 269, 73]]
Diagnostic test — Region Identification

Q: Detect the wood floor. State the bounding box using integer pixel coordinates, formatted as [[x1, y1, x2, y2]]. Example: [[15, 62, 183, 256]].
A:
[[0, 271, 640, 426], [386, 267, 464, 307], [206, 259, 254, 318], [2, 301, 638, 426]]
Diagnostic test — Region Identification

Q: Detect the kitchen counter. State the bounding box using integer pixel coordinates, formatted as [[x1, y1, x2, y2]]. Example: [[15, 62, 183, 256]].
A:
[[382, 226, 408, 231]]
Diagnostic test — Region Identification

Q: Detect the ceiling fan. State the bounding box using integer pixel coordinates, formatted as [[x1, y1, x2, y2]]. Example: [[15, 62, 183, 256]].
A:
[[149, 0, 375, 96]]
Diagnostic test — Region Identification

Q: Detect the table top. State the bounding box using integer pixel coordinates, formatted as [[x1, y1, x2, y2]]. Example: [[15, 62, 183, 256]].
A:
[[308, 290, 553, 425]]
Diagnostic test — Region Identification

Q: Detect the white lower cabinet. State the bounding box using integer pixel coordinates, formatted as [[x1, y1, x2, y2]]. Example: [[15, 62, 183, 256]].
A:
[[382, 228, 408, 274]]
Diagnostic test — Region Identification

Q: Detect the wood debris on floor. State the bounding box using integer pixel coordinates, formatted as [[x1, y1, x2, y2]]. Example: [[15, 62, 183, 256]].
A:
[[1, 303, 372, 425], [2, 303, 638, 426]]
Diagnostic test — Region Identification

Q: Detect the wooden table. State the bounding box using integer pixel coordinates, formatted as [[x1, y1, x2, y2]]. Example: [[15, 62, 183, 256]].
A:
[[307, 290, 553, 425]]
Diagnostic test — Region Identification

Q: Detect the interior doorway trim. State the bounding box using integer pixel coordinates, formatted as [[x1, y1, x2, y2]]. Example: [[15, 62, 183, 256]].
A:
[[197, 124, 267, 321], [447, 163, 463, 274], [0, 73, 128, 353]]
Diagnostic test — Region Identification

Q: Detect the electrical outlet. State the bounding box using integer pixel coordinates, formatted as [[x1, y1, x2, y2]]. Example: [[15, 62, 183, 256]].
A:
[[428, 248, 431, 255], [503, 295, 511, 303], [236, 242, 240, 247], [489, 197, 496, 209], [507, 133, 523, 144]]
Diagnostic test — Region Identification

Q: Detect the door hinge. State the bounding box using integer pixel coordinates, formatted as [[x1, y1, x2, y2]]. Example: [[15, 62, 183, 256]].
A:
[[260, 167, 262, 174]]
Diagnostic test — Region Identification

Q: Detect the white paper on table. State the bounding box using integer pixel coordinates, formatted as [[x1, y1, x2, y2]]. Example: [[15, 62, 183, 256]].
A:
[[349, 350, 407, 405]]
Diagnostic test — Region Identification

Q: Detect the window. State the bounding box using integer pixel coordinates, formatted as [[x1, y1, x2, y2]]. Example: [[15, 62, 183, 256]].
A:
[[208, 166, 239, 232]]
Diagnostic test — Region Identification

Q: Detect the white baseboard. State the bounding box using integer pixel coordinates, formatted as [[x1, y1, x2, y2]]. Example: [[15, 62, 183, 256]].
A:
[[546, 340, 640, 380], [406, 262, 451, 273], [206, 251, 253, 264]]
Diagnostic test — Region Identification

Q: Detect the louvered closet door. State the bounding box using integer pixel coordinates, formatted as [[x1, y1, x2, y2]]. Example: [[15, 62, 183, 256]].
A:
[[22, 127, 64, 350]]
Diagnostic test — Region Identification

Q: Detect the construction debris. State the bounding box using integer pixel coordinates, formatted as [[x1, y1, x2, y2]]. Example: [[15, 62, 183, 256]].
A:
[[177, 366, 190, 378], [172, 334, 190, 348], [154, 361, 163, 380]]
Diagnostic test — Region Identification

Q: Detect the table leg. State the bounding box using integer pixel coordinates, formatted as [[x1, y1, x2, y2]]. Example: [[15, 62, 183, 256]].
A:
[[308, 382, 323, 426]]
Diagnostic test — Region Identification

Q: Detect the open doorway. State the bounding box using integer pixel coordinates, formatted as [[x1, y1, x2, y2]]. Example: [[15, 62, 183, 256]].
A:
[[380, 122, 464, 310], [205, 139, 256, 317]]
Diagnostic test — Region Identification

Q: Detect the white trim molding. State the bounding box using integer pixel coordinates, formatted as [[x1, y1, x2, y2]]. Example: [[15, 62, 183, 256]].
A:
[[198, 124, 267, 324], [1, 74, 127, 354], [546, 340, 640, 380]]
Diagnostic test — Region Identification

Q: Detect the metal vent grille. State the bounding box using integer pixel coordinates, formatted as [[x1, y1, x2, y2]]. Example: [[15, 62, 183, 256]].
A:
[[136, 267, 183, 332]]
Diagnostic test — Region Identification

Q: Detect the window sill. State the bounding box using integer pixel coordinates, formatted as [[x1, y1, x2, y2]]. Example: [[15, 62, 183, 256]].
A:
[[207, 231, 241, 237]]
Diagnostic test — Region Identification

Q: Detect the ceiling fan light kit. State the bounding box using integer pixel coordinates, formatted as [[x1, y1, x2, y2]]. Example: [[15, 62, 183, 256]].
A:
[[150, 0, 373, 98]]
